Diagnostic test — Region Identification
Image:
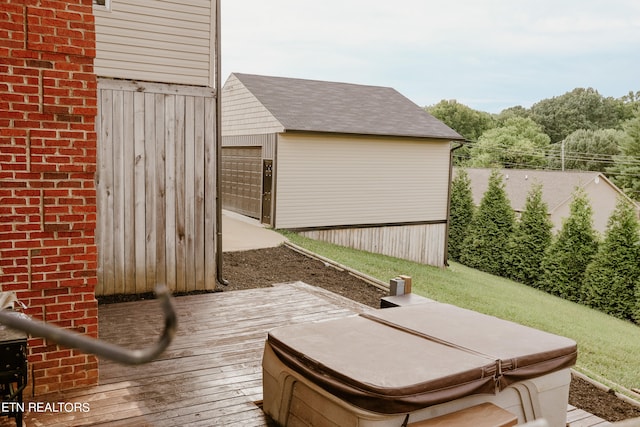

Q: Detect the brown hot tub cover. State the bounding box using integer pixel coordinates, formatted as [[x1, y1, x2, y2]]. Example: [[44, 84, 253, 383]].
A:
[[265, 303, 577, 414], [363, 304, 578, 389]]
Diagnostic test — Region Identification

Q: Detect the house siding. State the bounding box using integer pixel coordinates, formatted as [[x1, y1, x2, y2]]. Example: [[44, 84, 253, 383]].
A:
[[94, 0, 215, 87], [275, 133, 451, 229], [300, 223, 447, 267], [222, 134, 277, 159], [221, 74, 284, 136]]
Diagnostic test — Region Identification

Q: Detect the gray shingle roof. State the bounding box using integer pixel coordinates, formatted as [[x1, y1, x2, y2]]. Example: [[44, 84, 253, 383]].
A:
[[459, 168, 607, 212], [232, 73, 464, 140]]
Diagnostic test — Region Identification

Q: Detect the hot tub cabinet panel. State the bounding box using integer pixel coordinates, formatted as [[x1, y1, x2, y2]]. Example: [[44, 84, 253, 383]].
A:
[[262, 303, 577, 427]]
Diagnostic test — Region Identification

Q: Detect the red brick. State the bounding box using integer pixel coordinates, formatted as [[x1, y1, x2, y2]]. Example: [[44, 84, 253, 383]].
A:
[[2, 0, 98, 394]]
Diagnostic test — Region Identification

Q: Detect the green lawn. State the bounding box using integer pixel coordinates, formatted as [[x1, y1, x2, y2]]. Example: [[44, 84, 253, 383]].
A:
[[281, 231, 640, 396]]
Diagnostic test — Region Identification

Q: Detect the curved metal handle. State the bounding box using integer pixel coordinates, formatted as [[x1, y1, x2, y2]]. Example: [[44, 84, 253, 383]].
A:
[[0, 286, 177, 365]]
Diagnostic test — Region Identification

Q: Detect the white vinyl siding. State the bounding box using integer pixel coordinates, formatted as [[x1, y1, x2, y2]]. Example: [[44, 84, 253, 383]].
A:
[[275, 134, 451, 229], [94, 0, 215, 87], [221, 74, 285, 136]]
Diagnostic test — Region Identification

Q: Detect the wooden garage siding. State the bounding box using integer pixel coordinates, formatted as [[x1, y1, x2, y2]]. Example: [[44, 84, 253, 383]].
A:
[[94, 0, 215, 87], [221, 147, 263, 218], [222, 134, 277, 159], [300, 223, 447, 267], [221, 74, 285, 136], [275, 134, 451, 229], [96, 79, 217, 295]]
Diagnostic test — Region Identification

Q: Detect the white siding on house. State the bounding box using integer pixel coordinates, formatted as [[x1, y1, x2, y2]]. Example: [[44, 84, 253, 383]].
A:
[[275, 134, 451, 229], [221, 74, 285, 136], [94, 0, 215, 87]]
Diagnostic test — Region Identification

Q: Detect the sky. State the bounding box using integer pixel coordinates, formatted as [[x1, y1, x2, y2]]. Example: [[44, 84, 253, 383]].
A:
[[221, 0, 640, 114]]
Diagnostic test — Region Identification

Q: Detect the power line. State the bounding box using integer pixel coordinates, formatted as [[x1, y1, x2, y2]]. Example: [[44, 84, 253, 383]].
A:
[[461, 143, 640, 166]]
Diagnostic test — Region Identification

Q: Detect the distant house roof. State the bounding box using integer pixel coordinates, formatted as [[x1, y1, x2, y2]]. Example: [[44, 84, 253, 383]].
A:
[[232, 73, 464, 140], [459, 168, 633, 212]]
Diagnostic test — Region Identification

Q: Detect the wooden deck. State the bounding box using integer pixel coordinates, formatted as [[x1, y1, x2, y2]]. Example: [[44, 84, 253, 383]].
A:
[[16, 282, 368, 426], [6, 282, 613, 426]]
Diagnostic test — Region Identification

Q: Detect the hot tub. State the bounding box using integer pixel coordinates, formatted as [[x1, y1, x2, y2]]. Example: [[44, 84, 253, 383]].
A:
[[262, 302, 576, 427]]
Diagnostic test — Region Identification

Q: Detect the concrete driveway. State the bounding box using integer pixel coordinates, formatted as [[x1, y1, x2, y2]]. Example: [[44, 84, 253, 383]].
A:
[[222, 210, 287, 252]]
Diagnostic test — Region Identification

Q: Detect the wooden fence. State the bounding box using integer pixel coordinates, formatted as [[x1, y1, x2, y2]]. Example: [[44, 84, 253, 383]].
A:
[[96, 79, 217, 295], [299, 222, 447, 267]]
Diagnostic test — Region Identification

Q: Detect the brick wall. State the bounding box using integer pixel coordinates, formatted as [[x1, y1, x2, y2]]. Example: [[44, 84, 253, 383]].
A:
[[0, 0, 99, 394]]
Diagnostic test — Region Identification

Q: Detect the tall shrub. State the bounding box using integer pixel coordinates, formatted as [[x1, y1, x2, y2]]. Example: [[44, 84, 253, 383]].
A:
[[582, 198, 640, 321], [635, 281, 640, 324], [448, 169, 475, 261], [506, 184, 553, 285], [460, 170, 514, 276], [537, 189, 599, 301]]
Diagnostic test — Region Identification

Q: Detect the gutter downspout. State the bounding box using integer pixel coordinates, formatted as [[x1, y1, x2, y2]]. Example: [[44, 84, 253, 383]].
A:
[[214, 0, 228, 286], [443, 140, 468, 267]]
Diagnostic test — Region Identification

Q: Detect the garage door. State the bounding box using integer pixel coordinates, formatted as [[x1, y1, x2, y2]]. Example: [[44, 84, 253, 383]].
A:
[[221, 147, 262, 218]]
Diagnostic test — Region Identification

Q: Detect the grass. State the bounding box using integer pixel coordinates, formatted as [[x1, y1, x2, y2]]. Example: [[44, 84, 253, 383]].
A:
[[281, 231, 640, 396]]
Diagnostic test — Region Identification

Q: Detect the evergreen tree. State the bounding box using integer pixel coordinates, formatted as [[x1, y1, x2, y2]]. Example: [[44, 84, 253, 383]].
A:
[[448, 168, 475, 261], [505, 184, 553, 286], [460, 170, 514, 276], [582, 198, 640, 321], [635, 280, 640, 325], [537, 189, 599, 301]]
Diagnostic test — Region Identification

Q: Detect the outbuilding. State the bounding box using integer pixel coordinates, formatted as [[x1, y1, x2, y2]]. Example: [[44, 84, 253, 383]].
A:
[[222, 73, 464, 267]]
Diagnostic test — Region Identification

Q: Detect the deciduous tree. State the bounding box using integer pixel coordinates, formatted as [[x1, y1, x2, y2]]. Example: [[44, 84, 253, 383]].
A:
[[546, 129, 623, 172], [607, 113, 640, 201], [427, 100, 495, 141], [427, 100, 495, 165], [468, 117, 550, 169], [530, 88, 626, 143]]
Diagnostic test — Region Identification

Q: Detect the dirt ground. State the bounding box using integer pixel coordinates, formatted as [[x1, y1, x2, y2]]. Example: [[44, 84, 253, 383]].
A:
[[221, 245, 640, 423]]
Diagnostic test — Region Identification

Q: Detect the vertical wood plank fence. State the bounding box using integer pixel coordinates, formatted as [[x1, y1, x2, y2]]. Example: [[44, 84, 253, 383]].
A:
[[96, 79, 217, 295], [299, 222, 447, 267]]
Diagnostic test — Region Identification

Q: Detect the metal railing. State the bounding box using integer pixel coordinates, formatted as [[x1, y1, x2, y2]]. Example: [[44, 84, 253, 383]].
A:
[[0, 286, 176, 365]]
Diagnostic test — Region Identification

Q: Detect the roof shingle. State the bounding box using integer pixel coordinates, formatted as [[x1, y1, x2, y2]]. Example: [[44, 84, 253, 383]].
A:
[[232, 73, 464, 140]]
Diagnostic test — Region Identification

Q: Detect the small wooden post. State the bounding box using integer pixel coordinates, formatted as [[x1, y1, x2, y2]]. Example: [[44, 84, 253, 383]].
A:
[[399, 275, 412, 294]]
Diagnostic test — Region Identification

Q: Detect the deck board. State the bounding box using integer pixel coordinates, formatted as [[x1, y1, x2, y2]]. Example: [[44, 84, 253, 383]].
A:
[[4, 282, 614, 426], [17, 282, 367, 426]]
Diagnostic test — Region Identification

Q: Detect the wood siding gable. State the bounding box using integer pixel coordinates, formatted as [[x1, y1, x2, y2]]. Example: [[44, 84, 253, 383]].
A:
[[94, 0, 216, 87], [221, 74, 284, 136]]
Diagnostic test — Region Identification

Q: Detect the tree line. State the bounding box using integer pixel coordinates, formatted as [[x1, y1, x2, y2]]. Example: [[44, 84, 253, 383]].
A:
[[449, 169, 640, 325], [427, 88, 640, 201]]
